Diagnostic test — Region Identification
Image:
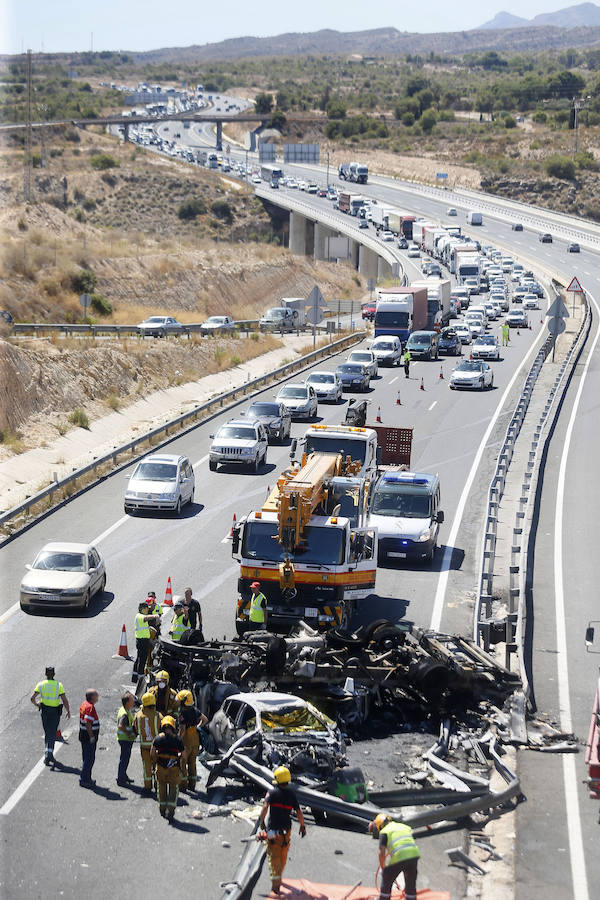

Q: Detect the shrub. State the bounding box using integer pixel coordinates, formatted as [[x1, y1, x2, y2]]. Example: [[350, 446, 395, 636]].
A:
[[32, 153, 42, 167], [254, 92, 273, 115], [419, 109, 437, 134], [230, 354, 242, 366], [64, 127, 80, 142], [73, 208, 85, 222], [17, 217, 27, 232], [504, 115, 517, 128], [532, 111, 547, 124], [545, 155, 575, 180], [0, 428, 25, 453], [90, 153, 119, 170], [82, 197, 96, 211], [101, 171, 117, 187], [71, 269, 97, 294], [210, 199, 233, 223], [90, 293, 112, 315], [574, 150, 597, 171], [106, 392, 120, 410], [326, 98, 347, 119], [178, 197, 207, 220], [68, 408, 90, 429], [402, 112, 415, 127]]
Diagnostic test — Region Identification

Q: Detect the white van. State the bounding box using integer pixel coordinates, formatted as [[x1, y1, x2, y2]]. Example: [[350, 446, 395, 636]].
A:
[[467, 211, 483, 225], [368, 470, 444, 565], [370, 335, 402, 366]]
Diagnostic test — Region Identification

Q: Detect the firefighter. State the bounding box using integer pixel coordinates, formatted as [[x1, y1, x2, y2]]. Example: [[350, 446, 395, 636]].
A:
[[176, 689, 208, 792], [257, 765, 306, 895], [148, 670, 179, 716], [151, 715, 187, 822], [133, 692, 161, 793], [369, 813, 420, 900]]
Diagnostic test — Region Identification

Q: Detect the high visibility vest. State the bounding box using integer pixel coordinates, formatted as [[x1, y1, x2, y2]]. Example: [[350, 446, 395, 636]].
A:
[[36, 679, 64, 707], [403, 351, 411, 362], [171, 614, 189, 642], [249, 592, 266, 623], [117, 705, 136, 742], [135, 613, 150, 639], [380, 822, 420, 866], [134, 709, 161, 747], [147, 602, 162, 617]]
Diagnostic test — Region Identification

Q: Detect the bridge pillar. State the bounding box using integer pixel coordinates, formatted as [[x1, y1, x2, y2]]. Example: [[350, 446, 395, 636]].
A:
[[124, 123, 130, 143], [358, 245, 379, 280], [378, 257, 392, 280], [216, 121, 223, 152], [289, 212, 308, 256], [314, 223, 336, 261], [349, 239, 359, 269]]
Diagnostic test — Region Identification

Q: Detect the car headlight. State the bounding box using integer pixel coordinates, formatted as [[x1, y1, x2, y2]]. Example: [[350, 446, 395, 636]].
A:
[[21, 582, 37, 593], [418, 529, 432, 543], [160, 492, 177, 499], [241, 447, 253, 456]]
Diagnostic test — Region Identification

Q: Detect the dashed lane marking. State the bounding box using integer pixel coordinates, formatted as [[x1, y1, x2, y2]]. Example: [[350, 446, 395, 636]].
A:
[[428, 401, 437, 411], [0, 731, 71, 816]]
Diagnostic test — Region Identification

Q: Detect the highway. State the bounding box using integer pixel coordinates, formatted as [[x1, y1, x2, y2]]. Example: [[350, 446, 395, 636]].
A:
[[2, 106, 600, 899]]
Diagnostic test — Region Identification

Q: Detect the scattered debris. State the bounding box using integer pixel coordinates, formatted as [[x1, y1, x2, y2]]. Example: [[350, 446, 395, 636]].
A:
[[445, 847, 487, 875]]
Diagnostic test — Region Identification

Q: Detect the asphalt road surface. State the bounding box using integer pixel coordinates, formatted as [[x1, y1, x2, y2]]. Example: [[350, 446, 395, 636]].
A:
[[2, 113, 600, 900]]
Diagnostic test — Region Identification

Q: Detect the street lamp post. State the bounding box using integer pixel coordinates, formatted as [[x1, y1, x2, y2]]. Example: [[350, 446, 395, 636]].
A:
[[326, 151, 330, 189]]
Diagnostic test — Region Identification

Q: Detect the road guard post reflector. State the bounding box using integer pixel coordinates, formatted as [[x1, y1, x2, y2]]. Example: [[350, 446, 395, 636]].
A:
[[228, 513, 237, 539], [112, 624, 131, 659], [164, 576, 173, 607], [439, 366, 444, 380], [396, 391, 401, 406], [376, 407, 382, 423], [420, 377, 425, 391]]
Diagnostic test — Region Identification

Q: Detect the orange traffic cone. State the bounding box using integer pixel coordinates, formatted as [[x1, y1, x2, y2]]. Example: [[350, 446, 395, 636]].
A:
[[439, 366, 444, 380], [228, 513, 237, 538], [112, 624, 131, 660], [396, 391, 402, 405], [376, 406, 382, 423], [163, 576, 173, 607], [420, 377, 425, 391]]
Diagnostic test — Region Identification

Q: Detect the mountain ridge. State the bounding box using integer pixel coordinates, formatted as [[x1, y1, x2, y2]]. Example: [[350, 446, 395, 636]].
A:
[[480, 2, 600, 30]]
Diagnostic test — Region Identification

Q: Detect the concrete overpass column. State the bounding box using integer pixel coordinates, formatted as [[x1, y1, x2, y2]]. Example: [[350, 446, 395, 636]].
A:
[[358, 245, 379, 280], [314, 223, 336, 261], [378, 257, 393, 280], [349, 239, 359, 269], [216, 121, 223, 151], [289, 212, 308, 256], [124, 124, 130, 143]]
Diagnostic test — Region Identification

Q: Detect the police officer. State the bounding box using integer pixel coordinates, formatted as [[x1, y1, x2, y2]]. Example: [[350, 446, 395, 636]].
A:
[[403, 348, 411, 378], [248, 581, 268, 631], [176, 689, 208, 792], [133, 601, 159, 682], [369, 813, 420, 900], [258, 766, 306, 895], [169, 600, 190, 642], [30, 666, 70, 766]]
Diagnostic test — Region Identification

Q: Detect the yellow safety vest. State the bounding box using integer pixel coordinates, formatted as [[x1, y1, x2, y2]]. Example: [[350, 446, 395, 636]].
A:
[[171, 614, 189, 642], [249, 592, 266, 623], [147, 602, 162, 617], [380, 822, 420, 866], [135, 613, 150, 639], [35, 679, 64, 707], [117, 705, 136, 742]]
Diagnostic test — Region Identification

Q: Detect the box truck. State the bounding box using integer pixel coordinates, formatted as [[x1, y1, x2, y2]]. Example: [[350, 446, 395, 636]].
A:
[[374, 287, 428, 342]]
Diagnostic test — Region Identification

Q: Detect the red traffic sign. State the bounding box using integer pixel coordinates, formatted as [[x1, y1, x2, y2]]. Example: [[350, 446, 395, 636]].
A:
[[567, 276, 584, 293]]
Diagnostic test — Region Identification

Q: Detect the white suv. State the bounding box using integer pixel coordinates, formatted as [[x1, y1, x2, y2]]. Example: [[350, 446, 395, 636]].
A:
[[124, 454, 195, 515], [209, 419, 268, 473]]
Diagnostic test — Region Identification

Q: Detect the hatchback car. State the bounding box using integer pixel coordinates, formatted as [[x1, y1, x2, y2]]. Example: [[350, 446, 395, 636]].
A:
[[453, 324, 472, 345], [472, 335, 500, 361], [568, 243, 580, 253], [438, 327, 461, 356], [200, 315, 235, 335], [450, 359, 494, 391], [361, 301, 376, 321], [124, 454, 195, 514], [275, 384, 318, 419], [447, 207, 458, 216], [137, 316, 183, 337], [397, 237, 408, 249], [359, 219, 369, 229], [539, 233, 553, 243], [242, 401, 291, 443], [209, 420, 268, 472], [511, 223, 524, 231], [506, 309, 529, 328], [407, 246, 420, 258], [523, 294, 540, 310], [20, 542, 106, 612], [347, 349, 378, 379], [305, 371, 343, 403], [336, 362, 370, 392]]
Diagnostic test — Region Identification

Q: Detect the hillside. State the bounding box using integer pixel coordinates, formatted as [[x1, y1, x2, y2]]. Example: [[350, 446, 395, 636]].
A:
[[481, 2, 600, 29]]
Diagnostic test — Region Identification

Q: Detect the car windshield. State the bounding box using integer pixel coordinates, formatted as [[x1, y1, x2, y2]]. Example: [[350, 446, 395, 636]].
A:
[[258, 706, 328, 733], [477, 336, 495, 345], [279, 387, 307, 399], [337, 365, 363, 374], [457, 361, 483, 372], [241, 521, 345, 565], [373, 343, 394, 351], [441, 330, 456, 339], [305, 436, 367, 464], [143, 317, 165, 324], [266, 309, 285, 319], [308, 374, 334, 384], [132, 462, 177, 481], [247, 403, 279, 417], [375, 310, 409, 327], [371, 485, 432, 519], [207, 317, 226, 324], [408, 337, 430, 348], [350, 353, 371, 363], [217, 426, 257, 440], [33, 551, 87, 572]]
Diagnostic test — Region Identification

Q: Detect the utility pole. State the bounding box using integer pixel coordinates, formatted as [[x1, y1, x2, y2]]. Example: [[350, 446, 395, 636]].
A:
[[572, 96, 585, 156], [23, 49, 32, 204], [326, 151, 330, 189]]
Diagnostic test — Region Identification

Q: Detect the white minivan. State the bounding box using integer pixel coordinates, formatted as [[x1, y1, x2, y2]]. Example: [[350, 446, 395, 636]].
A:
[[370, 335, 403, 366], [124, 454, 195, 515]]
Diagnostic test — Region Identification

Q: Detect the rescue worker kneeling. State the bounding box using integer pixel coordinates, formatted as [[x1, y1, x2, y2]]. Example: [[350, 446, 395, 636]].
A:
[[150, 716, 187, 822], [176, 689, 208, 792], [257, 766, 306, 895], [369, 813, 420, 900]]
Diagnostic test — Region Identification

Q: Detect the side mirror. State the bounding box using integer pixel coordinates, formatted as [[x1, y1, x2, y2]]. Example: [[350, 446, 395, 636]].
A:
[[376, 446, 382, 466], [436, 510, 445, 524], [231, 527, 240, 555], [25, 563, 32, 570], [88, 567, 97, 574], [209, 434, 215, 439]]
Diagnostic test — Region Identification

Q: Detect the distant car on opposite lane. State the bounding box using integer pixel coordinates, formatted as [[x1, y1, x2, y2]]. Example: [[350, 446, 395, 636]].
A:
[[567, 242, 580, 253], [20, 542, 106, 612], [200, 315, 235, 335], [137, 316, 184, 337], [539, 233, 553, 243]]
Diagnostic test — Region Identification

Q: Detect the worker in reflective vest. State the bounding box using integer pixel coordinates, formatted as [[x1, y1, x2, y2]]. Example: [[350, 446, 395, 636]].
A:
[[248, 581, 268, 630], [145, 591, 162, 617], [30, 665, 71, 765], [369, 814, 420, 900], [169, 602, 190, 642], [133, 692, 162, 793], [116, 691, 136, 787], [133, 602, 159, 682]]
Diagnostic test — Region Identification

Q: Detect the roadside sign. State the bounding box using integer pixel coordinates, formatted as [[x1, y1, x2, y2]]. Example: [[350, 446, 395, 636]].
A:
[[567, 276, 583, 293], [306, 286, 326, 341], [306, 285, 327, 310], [306, 306, 324, 326], [546, 296, 569, 319], [367, 278, 376, 292], [79, 293, 91, 309], [391, 262, 401, 280], [547, 294, 569, 362], [436, 172, 448, 179]]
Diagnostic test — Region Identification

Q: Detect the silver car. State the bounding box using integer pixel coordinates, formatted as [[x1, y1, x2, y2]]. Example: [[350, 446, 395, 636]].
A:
[[124, 454, 195, 515], [305, 371, 343, 402], [137, 316, 183, 337], [200, 315, 235, 335], [242, 400, 291, 443], [275, 384, 318, 419], [209, 419, 268, 472], [347, 350, 378, 379], [20, 542, 106, 612]]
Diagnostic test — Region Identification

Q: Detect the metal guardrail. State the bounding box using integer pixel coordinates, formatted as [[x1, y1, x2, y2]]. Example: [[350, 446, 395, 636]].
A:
[[0, 330, 365, 535]]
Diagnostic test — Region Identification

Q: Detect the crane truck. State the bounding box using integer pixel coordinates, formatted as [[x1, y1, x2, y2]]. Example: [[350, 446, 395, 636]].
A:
[[232, 450, 377, 635]]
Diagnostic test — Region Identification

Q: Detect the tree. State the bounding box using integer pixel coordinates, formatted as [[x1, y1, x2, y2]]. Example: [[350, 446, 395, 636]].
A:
[[254, 93, 273, 115], [405, 74, 429, 97], [269, 110, 287, 130], [545, 155, 575, 180], [326, 97, 347, 119], [419, 109, 437, 133]]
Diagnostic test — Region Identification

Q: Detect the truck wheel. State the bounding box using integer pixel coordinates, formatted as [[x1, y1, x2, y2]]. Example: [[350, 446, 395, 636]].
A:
[[235, 620, 248, 637]]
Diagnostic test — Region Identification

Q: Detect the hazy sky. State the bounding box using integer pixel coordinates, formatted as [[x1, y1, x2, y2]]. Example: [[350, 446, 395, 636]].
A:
[[3, 1, 570, 54]]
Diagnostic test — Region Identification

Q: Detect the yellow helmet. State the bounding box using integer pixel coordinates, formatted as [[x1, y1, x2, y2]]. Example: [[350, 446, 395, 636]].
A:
[[369, 813, 390, 837], [141, 692, 156, 707], [156, 670, 170, 685], [161, 715, 176, 730], [272, 766, 291, 785], [176, 689, 194, 706]]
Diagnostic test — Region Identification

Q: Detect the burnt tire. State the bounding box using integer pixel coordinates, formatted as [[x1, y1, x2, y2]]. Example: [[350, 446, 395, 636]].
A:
[[369, 623, 406, 649], [265, 636, 287, 675], [325, 627, 365, 651]]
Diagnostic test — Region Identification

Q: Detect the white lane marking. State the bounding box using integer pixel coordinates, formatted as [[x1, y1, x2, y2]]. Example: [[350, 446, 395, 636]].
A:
[[553, 298, 598, 900], [429, 324, 549, 632], [0, 731, 71, 816], [389, 376, 399, 385], [0, 602, 20, 627], [193, 454, 209, 468], [94, 516, 128, 545], [427, 401, 437, 411]]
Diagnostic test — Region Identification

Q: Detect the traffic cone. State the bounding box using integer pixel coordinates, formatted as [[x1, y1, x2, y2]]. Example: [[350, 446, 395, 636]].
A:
[[469, 352, 473, 360], [163, 576, 173, 607], [376, 406, 382, 423], [396, 391, 402, 405], [420, 377, 425, 391], [228, 513, 237, 538], [112, 624, 131, 660], [517, 329, 520, 336], [439, 366, 444, 380], [529, 322, 532, 330]]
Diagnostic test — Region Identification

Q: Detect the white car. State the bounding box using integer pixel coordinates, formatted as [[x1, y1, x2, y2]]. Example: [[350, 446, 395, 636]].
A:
[[447, 207, 458, 216], [347, 349, 378, 379], [453, 324, 472, 344], [209, 419, 268, 472], [472, 335, 500, 360], [523, 294, 540, 310], [305, 371, 343, 402], [407, 246, 420, 258], [464, 277, 480, 295], [276, 383, 318, 419], [287, 178, 298, 189], [371, 336, 403, 366], [298, 181, 308, 191], [506, 309, 529, 328], [380, 231, 395, 242], [251, 174, 261, 184], [20, 542, 106, 612], [450, 359, 494, 391], [200, 315, 235, 335], [465, 318, 485, 338], [137, 316, 183, 337], [125, 453, 195, 514]]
